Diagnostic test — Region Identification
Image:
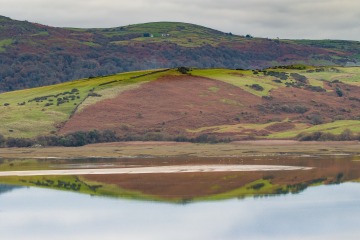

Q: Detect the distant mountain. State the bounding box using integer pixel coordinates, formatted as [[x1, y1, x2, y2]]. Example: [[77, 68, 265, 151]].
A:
[[1, 15, 360, 92]]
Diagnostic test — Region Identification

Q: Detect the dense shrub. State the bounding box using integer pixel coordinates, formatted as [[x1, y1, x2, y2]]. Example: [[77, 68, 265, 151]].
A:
[[0, 129, 233, 148], [307, 113, 324, 125], [2, 130, 118, 148], [177, 67, 191, 74], [6, 137, 34, 147], [258, 103, 309, 114], [305, 85, 326, 92], [249, 84, 264, 91], [290, 73, 308, 83], [336, 87, 343, 97], [297, 129, 360, 141], [264, 71, 289, 80]]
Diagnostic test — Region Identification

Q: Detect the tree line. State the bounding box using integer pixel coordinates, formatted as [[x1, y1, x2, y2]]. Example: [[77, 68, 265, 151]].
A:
[[297, 129, 360, 141], [0, 130, 230, 148]]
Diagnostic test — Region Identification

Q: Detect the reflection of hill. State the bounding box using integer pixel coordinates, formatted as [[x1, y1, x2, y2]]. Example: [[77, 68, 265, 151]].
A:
[[82, 155, 360, 201], [0, 155, 360, 203]]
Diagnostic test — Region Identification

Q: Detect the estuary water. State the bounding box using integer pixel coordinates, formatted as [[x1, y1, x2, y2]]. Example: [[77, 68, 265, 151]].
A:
[[1, 182, 360, 240]]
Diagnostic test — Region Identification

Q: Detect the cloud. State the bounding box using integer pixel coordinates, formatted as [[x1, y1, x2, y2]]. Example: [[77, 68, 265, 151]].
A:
[[0, 0, 359, 40]]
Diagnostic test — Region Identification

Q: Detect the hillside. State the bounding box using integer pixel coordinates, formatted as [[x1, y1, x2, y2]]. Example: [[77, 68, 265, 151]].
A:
[[0, 66, 359, 144], [1, 16, 360, 92]]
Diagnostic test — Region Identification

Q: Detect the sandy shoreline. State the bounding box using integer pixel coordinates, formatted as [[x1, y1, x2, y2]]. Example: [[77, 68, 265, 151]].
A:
[[0, 164, 311, 176]]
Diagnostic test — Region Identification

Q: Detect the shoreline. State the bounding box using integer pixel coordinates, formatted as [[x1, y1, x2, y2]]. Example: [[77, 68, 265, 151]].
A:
[[0, 141, 359, 159]]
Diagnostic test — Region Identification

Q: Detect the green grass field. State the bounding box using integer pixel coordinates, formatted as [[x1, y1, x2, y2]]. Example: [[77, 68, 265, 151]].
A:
[[268, 120, 360, 138]]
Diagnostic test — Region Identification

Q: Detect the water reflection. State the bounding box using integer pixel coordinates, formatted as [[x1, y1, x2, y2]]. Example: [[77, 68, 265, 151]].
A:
[[0, 183, 360, 240], [0, 155, 360, 202], [0, 184, 23, 195]]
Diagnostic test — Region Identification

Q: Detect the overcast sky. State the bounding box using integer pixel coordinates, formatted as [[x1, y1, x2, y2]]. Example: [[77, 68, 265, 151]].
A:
[[1, 0, 359, 40]]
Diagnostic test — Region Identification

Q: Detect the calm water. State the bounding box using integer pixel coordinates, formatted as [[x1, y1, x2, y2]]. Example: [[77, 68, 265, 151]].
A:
[[1, 183, 360, 240]]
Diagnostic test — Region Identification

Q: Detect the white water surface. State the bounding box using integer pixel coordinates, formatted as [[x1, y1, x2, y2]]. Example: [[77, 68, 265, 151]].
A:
[[0, 183, 360, 240]]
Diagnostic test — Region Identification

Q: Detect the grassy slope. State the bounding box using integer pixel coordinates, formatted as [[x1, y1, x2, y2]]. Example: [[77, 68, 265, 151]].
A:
[[190, 66, 360, 136], [191, 68, 278, 97], [0, 66, 359, 139], [109, 22, 248, 48], [268, 120, 360, 138], [0, 69, 171, 138]]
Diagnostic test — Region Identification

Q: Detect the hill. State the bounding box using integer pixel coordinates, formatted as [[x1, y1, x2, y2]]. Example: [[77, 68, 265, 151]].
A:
[[0, 66, 359, 145], [1, 16, 360, 92]]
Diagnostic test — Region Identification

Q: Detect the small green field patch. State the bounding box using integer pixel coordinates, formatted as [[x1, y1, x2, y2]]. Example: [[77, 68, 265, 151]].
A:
[[268, 120, 360, 138], [0, 39, 13, 52], [192, 69, 277, 97]]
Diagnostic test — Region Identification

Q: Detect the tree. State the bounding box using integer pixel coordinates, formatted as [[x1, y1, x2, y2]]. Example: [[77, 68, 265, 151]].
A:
[[177, 67, 191, 74]]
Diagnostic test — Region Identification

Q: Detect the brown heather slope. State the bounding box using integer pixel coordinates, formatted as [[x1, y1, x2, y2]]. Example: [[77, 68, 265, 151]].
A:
[[60, 75, 261, 137], [59, 74, 360, 139]]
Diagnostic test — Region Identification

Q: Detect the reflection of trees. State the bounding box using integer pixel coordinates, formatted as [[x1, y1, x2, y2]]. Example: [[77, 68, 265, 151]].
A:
[[0, 184, 23, 195]]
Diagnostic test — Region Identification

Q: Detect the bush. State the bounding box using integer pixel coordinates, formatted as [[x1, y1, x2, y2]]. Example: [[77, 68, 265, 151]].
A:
[[177, 67, 191, 74], [250, 84, 264, 91], [249, 183, 265, 190], [305, 85, 326, 92], [258, 103, 309, 114], [290, 73, 308, 83], [6, 137, 34, 147], [336, 87, 343, 97], [36, 130, 119, 147], [0, 129, 234, 148], [307, 114, 323, 125], [192, 134, 219, 143], [297, 129, 359, 141]]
